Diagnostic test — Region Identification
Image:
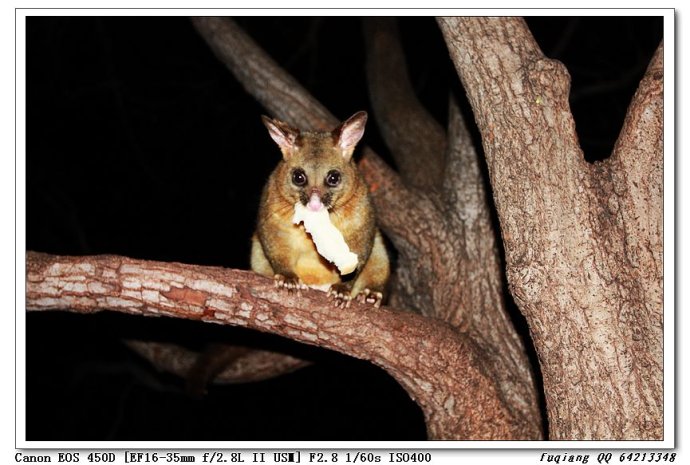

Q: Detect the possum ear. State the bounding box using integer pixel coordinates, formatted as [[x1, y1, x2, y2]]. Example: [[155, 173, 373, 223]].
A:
[[261, 115, 300, 159], [332, 111, 367, 161]]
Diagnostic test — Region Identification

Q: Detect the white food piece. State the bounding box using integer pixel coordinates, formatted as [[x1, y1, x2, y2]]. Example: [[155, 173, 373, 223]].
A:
[[293, 202, 359, 275]]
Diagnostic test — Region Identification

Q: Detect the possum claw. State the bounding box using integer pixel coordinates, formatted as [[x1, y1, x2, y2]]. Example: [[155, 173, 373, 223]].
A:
[[328, 284, 352, 308], [358, 288, 383, 308], [274, 274, 303, 295]]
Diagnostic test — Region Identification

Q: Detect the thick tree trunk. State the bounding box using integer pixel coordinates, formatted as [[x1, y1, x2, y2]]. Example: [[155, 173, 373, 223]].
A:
[[438, 17, 663, 440]]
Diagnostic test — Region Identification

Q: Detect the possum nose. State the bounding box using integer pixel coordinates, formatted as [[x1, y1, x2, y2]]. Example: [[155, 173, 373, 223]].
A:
[[307, 192, 324, 212]]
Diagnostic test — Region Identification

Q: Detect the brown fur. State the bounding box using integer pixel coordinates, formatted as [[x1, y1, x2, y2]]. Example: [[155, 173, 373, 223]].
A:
[[251, 112, 389, 301]]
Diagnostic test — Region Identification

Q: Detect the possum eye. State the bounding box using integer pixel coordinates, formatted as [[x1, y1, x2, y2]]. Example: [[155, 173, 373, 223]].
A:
[[325, 170, 341, 187], [292, 168, 307, 187]]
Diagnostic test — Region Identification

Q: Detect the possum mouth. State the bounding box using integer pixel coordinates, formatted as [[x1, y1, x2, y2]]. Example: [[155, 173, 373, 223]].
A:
[[299, 191, 334, 211]]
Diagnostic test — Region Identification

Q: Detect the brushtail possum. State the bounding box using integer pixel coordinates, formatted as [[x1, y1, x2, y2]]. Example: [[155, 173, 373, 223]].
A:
[[251, 111, 389, 307]]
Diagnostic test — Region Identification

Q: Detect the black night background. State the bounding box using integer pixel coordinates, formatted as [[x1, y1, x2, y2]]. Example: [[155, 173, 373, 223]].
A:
[[25, 16, 663, 440]]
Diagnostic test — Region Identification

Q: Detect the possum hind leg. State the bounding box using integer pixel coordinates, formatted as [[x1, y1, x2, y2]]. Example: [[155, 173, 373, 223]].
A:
[[250, 233, 274, 277], [351, 231, 390, 307], [251, 234, 304, 293]]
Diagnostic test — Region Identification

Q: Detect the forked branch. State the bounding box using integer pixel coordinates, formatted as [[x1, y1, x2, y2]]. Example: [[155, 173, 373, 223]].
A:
[[439, 17, 663, 439]]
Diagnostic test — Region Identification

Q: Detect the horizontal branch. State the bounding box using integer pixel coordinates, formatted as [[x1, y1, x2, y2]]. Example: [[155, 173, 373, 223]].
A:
[[26, 251, 536, 439]]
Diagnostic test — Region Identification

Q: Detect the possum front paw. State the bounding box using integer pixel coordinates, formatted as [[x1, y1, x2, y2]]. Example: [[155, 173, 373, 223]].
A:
[[274, 274, 305, 295], [328, 283, 353, 308]]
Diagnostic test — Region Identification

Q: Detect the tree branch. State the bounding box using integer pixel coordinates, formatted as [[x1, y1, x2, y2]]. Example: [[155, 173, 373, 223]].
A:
[[440, 96, 541, 425], [580, 40, 664, 439], [362, 17, 447, 189], [26, 251, 536, 439], [125, 340, 310, 387], [607, 41, 663, 306]]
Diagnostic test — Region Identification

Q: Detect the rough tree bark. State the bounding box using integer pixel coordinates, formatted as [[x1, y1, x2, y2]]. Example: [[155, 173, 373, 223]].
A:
[[27, 252, 521, 439], [25, 17, 663, 440], [438, 18, 663, 440]]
